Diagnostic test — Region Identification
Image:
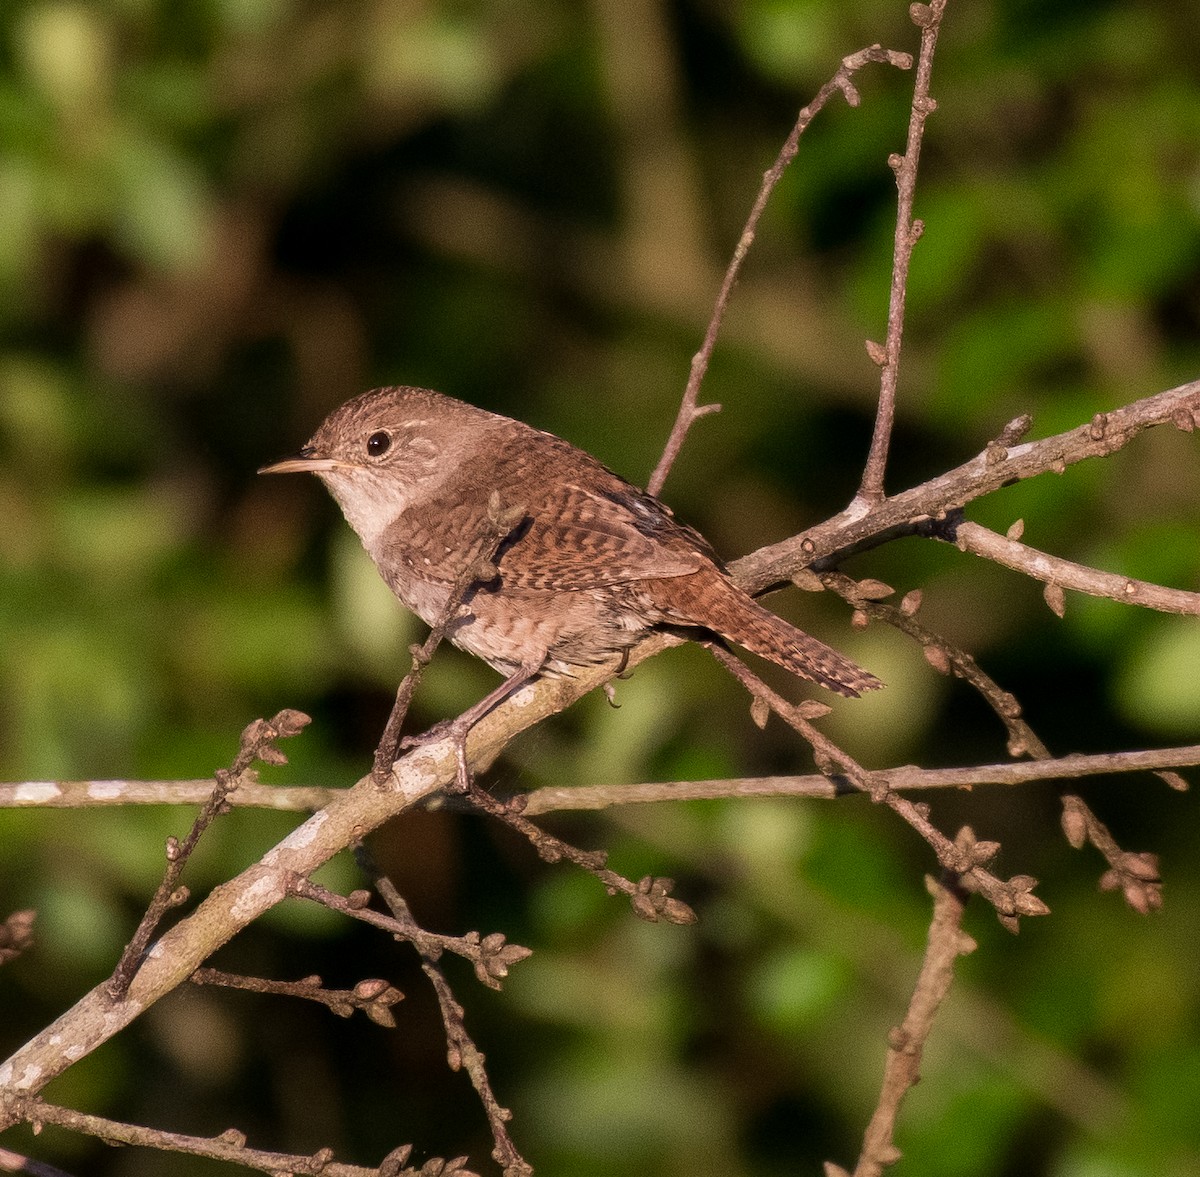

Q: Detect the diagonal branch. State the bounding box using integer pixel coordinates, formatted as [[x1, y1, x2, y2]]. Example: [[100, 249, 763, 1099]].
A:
[[950, 520, 1200, 615], [705, 644, 1049, 931], [820, 569, 1050, 758], [734, 377, 1200, 595]]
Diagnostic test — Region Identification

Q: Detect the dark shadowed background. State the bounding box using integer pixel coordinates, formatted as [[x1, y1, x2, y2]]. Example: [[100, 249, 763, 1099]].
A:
[[1, 2, 1199, 1175]]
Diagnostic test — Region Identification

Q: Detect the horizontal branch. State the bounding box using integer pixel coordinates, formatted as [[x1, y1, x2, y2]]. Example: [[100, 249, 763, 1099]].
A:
[[4, 747, 1195, 817], [520, 745, 1198, 814], [0, 778, 340, 811]]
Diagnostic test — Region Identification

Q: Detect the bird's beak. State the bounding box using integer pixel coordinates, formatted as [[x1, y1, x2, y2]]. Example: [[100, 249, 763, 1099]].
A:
[[258, 448, 342, 475]]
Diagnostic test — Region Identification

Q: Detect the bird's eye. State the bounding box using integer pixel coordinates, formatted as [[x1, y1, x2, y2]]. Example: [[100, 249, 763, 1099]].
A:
[[366, 431, 392, 458]]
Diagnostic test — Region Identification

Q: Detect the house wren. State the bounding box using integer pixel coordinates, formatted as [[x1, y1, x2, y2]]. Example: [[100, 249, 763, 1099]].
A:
[[260, 387, 881, 710]]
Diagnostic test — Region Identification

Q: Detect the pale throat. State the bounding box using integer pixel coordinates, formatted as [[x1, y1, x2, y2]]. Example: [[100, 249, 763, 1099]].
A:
[[319, 468, 414, 549]]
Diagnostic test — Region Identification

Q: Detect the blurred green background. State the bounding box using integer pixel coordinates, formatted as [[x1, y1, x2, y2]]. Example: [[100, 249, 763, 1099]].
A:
[[2, 1, 1199, 1174]]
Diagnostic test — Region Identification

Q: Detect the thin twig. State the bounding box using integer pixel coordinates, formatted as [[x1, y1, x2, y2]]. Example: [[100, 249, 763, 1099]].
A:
[[8, 1099, 469, 1177], [858, 0, 947, 502], [366, 862, 532, 1177], [1060, 795, 1163, 913], [107, 710, 310, 998], [603, 804, 1127, 1134], [820, 569, 1050, 758], [190, 967, 405, 1026], [288, 876, 531, 990], [707, 643, 1049, 930], [951, 520, 1200, 615], [841, 875, 975, 1177], [647, 44, 912, 497], [517, 745, 1195, 814], [461, 782, 696, 925]]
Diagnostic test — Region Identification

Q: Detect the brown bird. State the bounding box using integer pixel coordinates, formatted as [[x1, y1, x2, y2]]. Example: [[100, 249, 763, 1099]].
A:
[[261, 387, 881, 714]]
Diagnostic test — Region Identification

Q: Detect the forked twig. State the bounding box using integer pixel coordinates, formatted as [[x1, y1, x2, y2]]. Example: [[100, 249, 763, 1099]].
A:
[[461, 782, 696, 925], [706, 642, 1049, 931], [107, 709, 310, 998], [288, 875, 531, 990], [366, 861, 533, 1177], [647, 44, 912, 497]]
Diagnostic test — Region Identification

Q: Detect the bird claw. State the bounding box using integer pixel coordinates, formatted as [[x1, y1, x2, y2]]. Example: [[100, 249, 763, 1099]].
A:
[[396, 717, 476, 792]]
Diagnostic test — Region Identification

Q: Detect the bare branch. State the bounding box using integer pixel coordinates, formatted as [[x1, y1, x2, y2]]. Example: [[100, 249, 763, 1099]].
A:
[[368, 865, 532, 1177], [1061, 795, 1164, 914], [951, 520, 1200, 615], [820, 569, 1050, 758], [705, 644, 1050, 930], [108, 709, 311, 998], [0, 777, 341, 811], [519, 745, 1196, 814], [190, 968, 405, 1027], [4, 746, 1191, 821], [647, 44, 912, 497], [461, 782, 696, 925], [288, 876, 531, 991], [6, 1099, 474, 1177], [735, 378, 1200, 594], [858, 1, 948, 503], [843, 874, 975, 1177]]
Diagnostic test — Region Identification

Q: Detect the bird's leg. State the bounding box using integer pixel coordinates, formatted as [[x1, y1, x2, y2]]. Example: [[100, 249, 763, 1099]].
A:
[[400, 655, 547, 792]]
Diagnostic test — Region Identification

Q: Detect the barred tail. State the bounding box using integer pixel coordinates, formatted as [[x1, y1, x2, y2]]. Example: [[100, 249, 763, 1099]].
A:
[[654, 572, 883, 698]]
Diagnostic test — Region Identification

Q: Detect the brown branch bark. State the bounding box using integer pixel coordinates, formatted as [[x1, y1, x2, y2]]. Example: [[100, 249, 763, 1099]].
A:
[[5, 1099, 469, 1177], [3, 744, 1193, 818], [842, 875, 975, 1177], [951, 520, 1200, 615], [858, 0, 946, 503], [734, 377, 1200, 595], [519, 745, 1197, 814], [647, 43, 912, 497], [370, 870, 532, 1177]]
